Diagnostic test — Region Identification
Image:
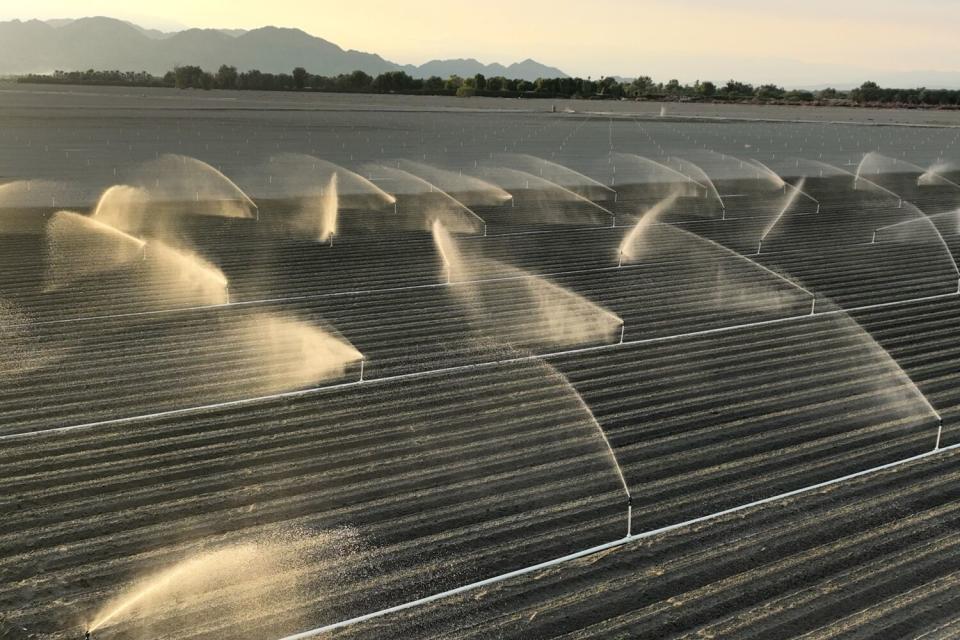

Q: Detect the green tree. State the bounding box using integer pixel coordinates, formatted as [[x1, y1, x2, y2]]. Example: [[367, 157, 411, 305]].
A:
[[851, 80, 882, 103], [697, 80, 716, 97], [756, 84, 785, 99], [292, 67, 309, 90], [215, 65, 238, 90], [722, 80, 754, 97], [424, 75, 444, 92], [173, 65, 208, 89]]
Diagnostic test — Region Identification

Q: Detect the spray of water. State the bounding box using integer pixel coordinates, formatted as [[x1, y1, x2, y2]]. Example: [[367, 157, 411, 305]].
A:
[[133, 154, 257, 219], [824, 310, 942, 447], [0, 180, 68, 234], [236, 311, 363, 393], [610, 152, 707, 191], [475, 166, 615, 226], [395, 159, 512, 206], [264, 153, 396, 207], [745, 158, 820, 210], [855, 151, 927, 182], [919, 161, 960, 190], [433, 220, 622, 348], [680, 224, 813, 298], [146, 241, 230, 306], [291, 172, 339, 243], [830, 157, 904, 202], [539, 359, 632, 534], [619, 207, 814, 312], [90, 184, 151, 233], [871, 202, 960, 286], [894, 208, 960, 234], [758, 177, 807, 253], [618, 192, 681, 262], [366, 164, 486, 234], [666, 156, 725, 213], [43, 211, 146, 292], [86, 527, 362, 637], [491, 153, 616, 200], [799, 158, 904, 205]]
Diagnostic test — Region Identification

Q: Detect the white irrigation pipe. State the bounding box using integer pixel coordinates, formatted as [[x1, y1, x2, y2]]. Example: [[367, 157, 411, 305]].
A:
[[5, 289, 957, 443], [278, 438, 960, 639]]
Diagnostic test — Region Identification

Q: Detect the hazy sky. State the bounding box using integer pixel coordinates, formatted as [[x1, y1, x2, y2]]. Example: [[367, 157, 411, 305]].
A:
[[4, 0, 960, 83]]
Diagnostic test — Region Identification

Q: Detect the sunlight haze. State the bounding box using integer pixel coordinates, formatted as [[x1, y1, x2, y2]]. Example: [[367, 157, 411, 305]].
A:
[[4, 0, 960, 83]]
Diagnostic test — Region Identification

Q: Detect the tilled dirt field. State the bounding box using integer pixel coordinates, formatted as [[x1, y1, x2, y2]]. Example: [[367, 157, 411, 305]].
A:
[[2, 86, 960, 639]]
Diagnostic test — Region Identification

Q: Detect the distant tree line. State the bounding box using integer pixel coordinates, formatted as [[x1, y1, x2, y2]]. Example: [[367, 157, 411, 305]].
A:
[[16, 68, 960, 107]]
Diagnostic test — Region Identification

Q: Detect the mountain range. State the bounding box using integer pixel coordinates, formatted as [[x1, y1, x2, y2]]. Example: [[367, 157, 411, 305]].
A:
[[0, 17, 568, 80]]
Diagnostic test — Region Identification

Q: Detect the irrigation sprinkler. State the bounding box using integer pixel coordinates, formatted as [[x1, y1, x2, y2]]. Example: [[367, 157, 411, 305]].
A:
[[619, 323, 625, 344], [359, 358, 365, 383]]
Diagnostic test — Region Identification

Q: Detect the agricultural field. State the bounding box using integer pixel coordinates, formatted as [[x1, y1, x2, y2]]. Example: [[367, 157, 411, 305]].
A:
[[1, 84, 960, 639]]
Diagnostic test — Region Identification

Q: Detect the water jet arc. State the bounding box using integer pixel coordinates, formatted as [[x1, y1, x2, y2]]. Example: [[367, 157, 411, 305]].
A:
[[143, 154, 259, 217], [610, 152, 709, 191], [374, 165, 487, 235], [919, 163, 960, 191], [493, 153, 617, 199], [478, 166, 616, 227], [757, 177, 807, 255], [395, 159, 512, 205], [675, 225, 815, 307], [667, 156, 725, 214], [811, 158, 905, 207], [871, 204, 960, 291], [271, 154, 396, 205], [855, 152, 931, 187], [744, 158, 820, 211], [618, 192, 681, 265]]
